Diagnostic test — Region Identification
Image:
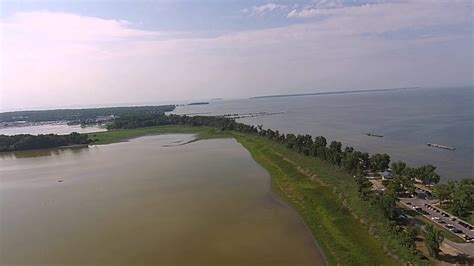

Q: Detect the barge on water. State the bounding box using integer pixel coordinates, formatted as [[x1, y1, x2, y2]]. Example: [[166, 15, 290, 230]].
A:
[[365, 133, 383, 138], [426, 143, 455, 150]]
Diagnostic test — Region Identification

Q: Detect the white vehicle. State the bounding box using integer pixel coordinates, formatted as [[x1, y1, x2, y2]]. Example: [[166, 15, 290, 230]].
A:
[[431, 217, 440, 220], [446, 224, 454, 229]]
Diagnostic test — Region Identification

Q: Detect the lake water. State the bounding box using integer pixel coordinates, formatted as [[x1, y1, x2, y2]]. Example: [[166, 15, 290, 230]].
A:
[[0, 123, 106, 135], [0, 135, 324, 265], [174, 87, 474, 181]]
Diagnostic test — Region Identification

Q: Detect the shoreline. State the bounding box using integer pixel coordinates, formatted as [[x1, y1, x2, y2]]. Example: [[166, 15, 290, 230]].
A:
[[231, 133, 401, 265], [263, 164, 330, 266], [0, 143, 89, 155], [0, 126, 428, 264]]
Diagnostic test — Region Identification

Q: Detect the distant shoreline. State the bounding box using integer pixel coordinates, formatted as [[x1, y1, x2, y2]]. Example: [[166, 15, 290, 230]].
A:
[[250, 87, 420, 99]]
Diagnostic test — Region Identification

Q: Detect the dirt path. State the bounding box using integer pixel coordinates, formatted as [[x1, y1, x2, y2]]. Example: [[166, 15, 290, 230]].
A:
[[266, 146, 327, 186]]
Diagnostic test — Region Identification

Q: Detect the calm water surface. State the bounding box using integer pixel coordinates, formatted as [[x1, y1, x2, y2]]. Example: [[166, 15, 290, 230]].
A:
[[0, 134, 324, 265], [174, 87, 474, 181], [0, 123, 106, 135]]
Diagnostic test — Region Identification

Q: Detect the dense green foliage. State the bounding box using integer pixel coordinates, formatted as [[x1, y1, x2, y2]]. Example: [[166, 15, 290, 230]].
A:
[[423, 224, 444, 258], [417, 165, 441, 186], [434, 179, 474, 220], [384, 161, 442, 198], [0, 132, 91, 152], [0, 105, 175, 123]]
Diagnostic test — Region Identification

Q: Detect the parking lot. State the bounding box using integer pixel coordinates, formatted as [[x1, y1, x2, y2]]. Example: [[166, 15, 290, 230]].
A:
[[399, 189, 474, 242]]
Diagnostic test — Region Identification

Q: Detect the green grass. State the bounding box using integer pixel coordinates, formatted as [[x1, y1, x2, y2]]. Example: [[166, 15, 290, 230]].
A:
[[232, 133, 431, 265], [468, 214, 474, 225], [232, 133, 403, 265]]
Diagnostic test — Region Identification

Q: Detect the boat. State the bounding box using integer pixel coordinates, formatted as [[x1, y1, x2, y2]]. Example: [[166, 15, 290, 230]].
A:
[[188, 102, 209, 105], [365, 133, 383, 138], [426, 143, 455, 150]]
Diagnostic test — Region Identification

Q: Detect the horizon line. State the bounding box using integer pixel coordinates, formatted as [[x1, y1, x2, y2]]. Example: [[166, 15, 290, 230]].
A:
[[249, 86, 422, 100]]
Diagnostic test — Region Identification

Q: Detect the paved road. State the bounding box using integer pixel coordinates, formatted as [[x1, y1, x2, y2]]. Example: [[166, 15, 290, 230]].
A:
[[445, 239, 474, 257], [400, 197, 474, 239], [400, 187, 474, 238], [399, 194, 474, 258]]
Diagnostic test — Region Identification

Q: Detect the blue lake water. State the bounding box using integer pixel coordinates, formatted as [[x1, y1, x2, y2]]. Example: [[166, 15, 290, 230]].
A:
[[174, 87, 474, 181]]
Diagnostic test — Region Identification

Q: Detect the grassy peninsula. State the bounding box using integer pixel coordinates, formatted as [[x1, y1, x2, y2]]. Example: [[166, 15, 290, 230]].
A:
[[234, 133, 400, 265], [90, 126, 417, 265]]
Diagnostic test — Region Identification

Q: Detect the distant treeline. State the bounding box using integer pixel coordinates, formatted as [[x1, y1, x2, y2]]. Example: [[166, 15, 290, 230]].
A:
[[0, 105, 175, 123], [0, 132, 91, 152], [250, 87, 419, 99]]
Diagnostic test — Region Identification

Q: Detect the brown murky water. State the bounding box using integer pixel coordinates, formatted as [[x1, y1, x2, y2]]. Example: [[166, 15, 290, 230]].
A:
[[0, 134, 325, 265]]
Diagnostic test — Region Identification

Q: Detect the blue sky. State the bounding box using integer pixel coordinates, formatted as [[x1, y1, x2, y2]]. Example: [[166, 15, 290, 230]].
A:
[[0, 0, 375, 32], [0, 0, 472, 110]]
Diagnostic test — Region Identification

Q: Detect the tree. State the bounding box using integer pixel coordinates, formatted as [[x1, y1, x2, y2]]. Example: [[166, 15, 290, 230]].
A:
[[374, 192, 397, 220], [354, 175, 373, 201], [424, 224, 444, 258], [387, 161, 415, 196], [391, 161, 407, 176], [329, 141, 342, 153], [433, 182, 455, 207], [285, 134, 296, 149], [402, 225, 419, 252], [314, 136, 327, 148], [417, 165, 440, 186], [450, 179, 474, 218], [370, 153, 390, 171]]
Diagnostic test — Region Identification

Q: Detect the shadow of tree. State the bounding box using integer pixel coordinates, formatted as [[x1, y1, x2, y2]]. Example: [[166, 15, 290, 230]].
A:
[[437, 253, 474, 265]]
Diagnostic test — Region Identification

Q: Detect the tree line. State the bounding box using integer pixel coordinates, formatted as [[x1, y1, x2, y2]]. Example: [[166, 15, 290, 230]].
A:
[[0, 132, 91, 152], [434, 179, 473, 220], [0, 105, 175, 123]]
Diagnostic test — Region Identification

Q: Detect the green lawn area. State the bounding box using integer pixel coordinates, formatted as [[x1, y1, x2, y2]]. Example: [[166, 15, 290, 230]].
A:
[[86, 126, 429, 265], [232, 132, 403, 265], [233, 133, 432, 264]]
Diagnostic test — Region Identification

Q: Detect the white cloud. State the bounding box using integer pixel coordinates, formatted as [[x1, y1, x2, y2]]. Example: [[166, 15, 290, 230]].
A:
[[242, 3, 287, 16], [0, 2, 472, 110], [288, 0, 342, 18], [287, 1, 472, 36], [288, 0, 472, 30], [1, 11, 161, 43]]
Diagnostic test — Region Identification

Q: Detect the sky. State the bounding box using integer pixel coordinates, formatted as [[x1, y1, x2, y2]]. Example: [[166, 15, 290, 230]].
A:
[[0, 0, 473, 111]]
